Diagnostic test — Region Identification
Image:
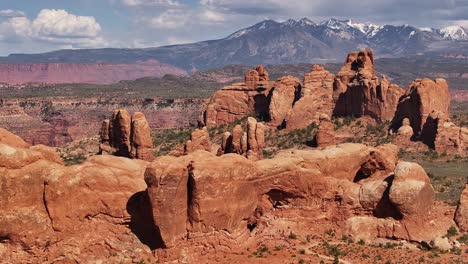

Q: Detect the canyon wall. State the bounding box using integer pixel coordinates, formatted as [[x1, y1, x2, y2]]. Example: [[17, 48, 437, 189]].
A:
[[0, 97, 204, 146]]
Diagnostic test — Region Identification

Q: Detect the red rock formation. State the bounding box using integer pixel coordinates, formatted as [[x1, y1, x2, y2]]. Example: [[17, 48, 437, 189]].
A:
[[131, 112, 154, 161], [268, 76, 301, 128], [217, 118, 265, 160], [420, 111, 468, 154], [315, 114, 335, 147], [0, 128, 459, 262], [455, 184, 468, 232], [203, 66, 275, 127], [184, 127, 212, 154], [144, 142, 452, 248], [99, 109, 154, 161], [0, 60, 186, 85], [333, 50, 404, 121], [393, 78, 450, 139], [284, 65, 335, 131], [245, 64, 270, 89], [0, 129, 151, 262]]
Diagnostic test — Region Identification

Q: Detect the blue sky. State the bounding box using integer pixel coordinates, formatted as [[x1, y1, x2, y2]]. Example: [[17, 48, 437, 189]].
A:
[[0, 0, 466, 55]]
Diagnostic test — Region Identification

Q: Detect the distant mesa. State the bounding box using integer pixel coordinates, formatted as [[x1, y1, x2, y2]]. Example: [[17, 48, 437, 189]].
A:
[[0, 60, 187, 85]]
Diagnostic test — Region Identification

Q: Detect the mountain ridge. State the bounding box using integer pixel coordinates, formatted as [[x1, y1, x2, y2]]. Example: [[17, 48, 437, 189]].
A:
[[0, 18, 467, 74]]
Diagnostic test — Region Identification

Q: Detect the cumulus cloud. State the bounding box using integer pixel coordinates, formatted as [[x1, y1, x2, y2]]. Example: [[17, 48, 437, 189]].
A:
[[0, 9, 26, 17], [0, 9, 107, 49], [32, 9, 101, 38]]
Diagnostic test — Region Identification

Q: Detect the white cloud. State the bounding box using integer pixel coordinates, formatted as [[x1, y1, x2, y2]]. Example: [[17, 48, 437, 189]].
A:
[[122, 0, 182, 7], [149, 9, 189, 29], [31, 9, 101, 38], [199, 9, 225, 23], [0, 9, 26, 17], [0, 9, 107, 49]]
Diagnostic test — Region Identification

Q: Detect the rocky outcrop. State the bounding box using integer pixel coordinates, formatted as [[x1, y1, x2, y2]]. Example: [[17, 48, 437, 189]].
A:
[[333, 50, 404, 121], [0, 128, 150, 262], [145, 142, 452, 248], [203, 65, 275, 127], [217, 117, 265, 160], [422, 111, 467, 154], [284, 65, 335, 131], [315, 114, 335, 147], [0, 60, 186, 85], [131, 112, 154, 161], [203, 53, 403, 131], [455, 184, 468, 232], [268, 76, 301, 127], [245, 64, 270, 88], [184, 127, 212, 154], [393, 78, 451, 139], [99, 109, 154, 161]]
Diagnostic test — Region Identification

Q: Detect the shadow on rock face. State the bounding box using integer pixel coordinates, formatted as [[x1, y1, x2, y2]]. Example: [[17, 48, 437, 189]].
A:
[[126, 191, 165, 250]]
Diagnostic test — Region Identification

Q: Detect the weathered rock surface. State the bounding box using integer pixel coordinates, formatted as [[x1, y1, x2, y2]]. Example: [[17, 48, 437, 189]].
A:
[[315, 114, 335, 147], [145, 142, 451, 248], [0, 129, 151, 262], [0, 128, 459, 262], [203, 65, 275, 127], [217, 118, 265, 160], [268, 76, 301, 127], [284, 65, 335, 131], [184, 127, 212, 154], [333, 50, 404, 121], [393, 78, 451, 139], [99, 109, 154, 161], [131, 112, 154, 161], [455, 184, 468, 232]]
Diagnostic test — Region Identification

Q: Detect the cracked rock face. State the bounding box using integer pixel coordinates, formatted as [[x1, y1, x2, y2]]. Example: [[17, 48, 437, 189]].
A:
[[0, 128, 150, 261], [144, 142, 451, 248]]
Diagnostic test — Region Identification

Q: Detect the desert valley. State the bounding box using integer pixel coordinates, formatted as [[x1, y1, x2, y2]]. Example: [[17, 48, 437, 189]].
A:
[[0, 4, 467, 264]]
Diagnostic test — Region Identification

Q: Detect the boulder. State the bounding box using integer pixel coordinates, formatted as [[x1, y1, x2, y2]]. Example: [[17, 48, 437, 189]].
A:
[[431, 237, 452, 251], [389, 162, 435, 217], [397, 118, 414, 139]]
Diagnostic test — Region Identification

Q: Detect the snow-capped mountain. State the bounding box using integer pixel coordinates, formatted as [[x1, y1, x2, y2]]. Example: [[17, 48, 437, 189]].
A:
[[2, 18, 468, 71], [440, 25, 468, 40]]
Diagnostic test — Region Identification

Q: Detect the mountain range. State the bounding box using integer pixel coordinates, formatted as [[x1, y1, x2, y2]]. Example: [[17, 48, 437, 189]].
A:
[[0, 18, 467, 77]]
